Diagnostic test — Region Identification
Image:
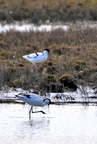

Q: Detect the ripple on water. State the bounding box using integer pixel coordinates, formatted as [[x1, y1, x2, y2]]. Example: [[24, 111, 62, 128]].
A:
[[0, 104, 97, 144]]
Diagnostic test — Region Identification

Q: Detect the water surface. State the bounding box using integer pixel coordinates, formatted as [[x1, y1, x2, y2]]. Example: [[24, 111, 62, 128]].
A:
[[0, 104, 97, 144], [1, 21, 97, 33], [0, 23, 68, 33]]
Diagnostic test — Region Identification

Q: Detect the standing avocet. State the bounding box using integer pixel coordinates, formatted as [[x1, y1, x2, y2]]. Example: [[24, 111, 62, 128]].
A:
[[16, 93, 51, 120], [23, 49, 50, 65]]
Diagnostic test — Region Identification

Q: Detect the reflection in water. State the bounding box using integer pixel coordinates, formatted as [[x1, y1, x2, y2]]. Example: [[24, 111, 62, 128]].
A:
[[0, 104, 97, 144]]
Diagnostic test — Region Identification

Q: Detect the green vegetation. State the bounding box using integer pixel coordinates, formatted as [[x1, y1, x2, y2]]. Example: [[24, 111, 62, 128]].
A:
[[0, 0, 97, 23], [1, 26, 97, 92]]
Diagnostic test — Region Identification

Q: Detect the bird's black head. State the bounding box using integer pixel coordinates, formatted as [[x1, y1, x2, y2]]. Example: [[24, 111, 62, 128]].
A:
[[44, 49, 50, 53], [43, 98, 51, 105]]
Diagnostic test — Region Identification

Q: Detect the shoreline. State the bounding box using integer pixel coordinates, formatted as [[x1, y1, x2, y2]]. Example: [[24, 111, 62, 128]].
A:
[[0, 99, 97, 105], [0, 20, 97, 33], [0, 86, 97, 104]]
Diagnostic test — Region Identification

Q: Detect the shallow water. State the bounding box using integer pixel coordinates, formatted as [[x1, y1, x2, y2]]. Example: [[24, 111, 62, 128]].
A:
[[0, 23, 68, 33], [0, 21, 97, 33], [0, 104, 97, 144]]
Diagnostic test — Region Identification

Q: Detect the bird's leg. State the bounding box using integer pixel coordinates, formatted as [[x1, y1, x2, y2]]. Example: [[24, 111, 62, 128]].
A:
[[29, 107, 46, 120], [29, 107, 33, 120], [32, 109, 46, 114]]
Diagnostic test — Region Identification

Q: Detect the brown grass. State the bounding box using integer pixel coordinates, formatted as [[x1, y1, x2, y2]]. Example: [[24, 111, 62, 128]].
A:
[[1, 26, 97, 91], [0, 0, 97, 22]]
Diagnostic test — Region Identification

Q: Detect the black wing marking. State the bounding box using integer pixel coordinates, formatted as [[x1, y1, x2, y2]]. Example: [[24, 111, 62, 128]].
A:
[[34, 53, 39, 58], [25, 94, 30, 98], [23, 94, 30, 98], [18, 93, 30, 98], [28, 53, 39, 58]]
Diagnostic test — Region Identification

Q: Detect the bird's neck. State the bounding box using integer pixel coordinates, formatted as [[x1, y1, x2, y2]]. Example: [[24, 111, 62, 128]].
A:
[[43, 52, 48, 56], [41, 100, 49, 107], [42, 53, 48, 60]]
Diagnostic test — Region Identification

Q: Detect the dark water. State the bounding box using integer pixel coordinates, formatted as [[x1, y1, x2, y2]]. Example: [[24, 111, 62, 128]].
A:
[[0, 104, 97, 144]]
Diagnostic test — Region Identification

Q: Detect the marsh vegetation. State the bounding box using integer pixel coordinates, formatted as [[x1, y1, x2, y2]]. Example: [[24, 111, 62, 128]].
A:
[[0, 25, 97, 92], [0, 0, 97, 23], [1, 0, 97, 92]]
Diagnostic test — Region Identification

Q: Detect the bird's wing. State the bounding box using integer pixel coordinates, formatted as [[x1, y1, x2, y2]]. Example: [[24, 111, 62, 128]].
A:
[[16, 93, 44, 106], [30, 93, 42, 101], [23, 52, 42, 59], [30, 93, 43, 106], [28, 53, 39, 58]]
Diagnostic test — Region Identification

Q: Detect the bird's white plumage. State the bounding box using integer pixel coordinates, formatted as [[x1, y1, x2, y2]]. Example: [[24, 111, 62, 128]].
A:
[[17, 93, 47, 106], [16, 93, 51, 119], [23, 49, 50, 65]]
